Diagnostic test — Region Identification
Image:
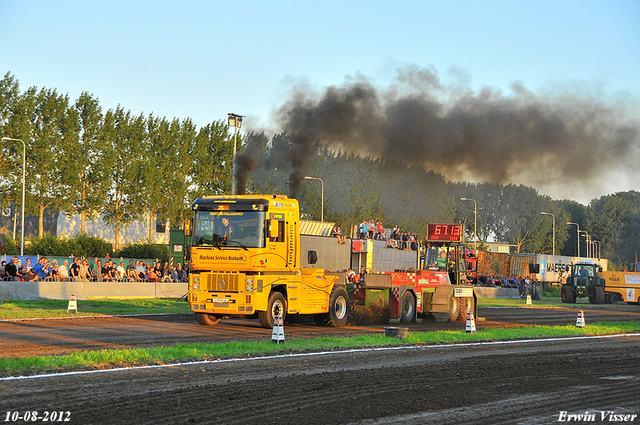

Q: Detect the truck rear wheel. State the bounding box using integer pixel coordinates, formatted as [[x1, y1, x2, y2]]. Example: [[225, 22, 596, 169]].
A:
[[400, 291, 415, 323], [561, 285, 576, 303], [259, 292, 286, 329], [328, 287, 349, 327], [314, 313, 331, 326], [195, 313, 221, 326]]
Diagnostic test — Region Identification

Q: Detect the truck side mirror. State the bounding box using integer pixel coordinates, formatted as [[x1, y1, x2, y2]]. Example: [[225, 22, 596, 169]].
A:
[[308, 250, 318, 265], [184, 219, 193, 236]]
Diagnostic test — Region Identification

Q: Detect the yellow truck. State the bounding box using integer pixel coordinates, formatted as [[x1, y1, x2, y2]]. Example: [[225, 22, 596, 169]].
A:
[[599, 271, 640, 304], [186, 194, 349, 328], [186, 194, 477, 328]]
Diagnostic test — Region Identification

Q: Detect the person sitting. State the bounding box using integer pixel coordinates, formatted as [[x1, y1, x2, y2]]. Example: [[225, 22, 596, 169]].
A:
[[93, 259, 103, 282], [217, 217, 234, 239], [69, 258, 81, 280], [35, 258, 51, 281], [147, 266, 159, 282], [435, 251, 447, 269], [58, 259, 70, 281], [116, 261, 126, 282], [79, 258, 93, 281], [331, 226, 346, 244]]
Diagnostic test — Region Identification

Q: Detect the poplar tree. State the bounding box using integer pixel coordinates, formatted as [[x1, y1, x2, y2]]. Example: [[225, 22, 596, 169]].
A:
[[100, 106, 146, 249]]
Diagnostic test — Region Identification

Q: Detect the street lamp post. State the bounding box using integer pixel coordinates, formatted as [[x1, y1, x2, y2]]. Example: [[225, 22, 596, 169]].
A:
[[580, 231, 591, 258], [567, 222, 580, 257], [227, 113, 244, 196], [541, 212, 555, 255], [460, 198, 477, 250], [1, 137, 26, 256], [304, 176, 324, 222]]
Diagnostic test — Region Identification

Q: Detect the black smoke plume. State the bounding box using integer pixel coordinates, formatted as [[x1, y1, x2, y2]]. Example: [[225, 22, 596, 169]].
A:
[[273, 66, 640, 201], [234, 131, 268, 195]]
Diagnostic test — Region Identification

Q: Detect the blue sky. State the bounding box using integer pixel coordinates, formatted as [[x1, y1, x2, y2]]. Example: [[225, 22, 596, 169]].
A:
[[1, 0, 639, 203]]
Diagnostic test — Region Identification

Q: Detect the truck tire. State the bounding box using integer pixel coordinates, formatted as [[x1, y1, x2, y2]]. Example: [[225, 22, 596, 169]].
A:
[[314, 313, 331, 326], [328, 287, 349, 327], [610, 293, 622, 304], [561, 285, 576, 303], [400, 291, 415, 323], [259, 292, 286, 329], [448, 296, 463, 322], [195, 313, 221, 326]]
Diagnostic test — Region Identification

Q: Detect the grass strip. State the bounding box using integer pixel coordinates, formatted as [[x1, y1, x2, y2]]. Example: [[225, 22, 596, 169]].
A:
[[0, 298, 192, 319], [2, 321, 638, 377]]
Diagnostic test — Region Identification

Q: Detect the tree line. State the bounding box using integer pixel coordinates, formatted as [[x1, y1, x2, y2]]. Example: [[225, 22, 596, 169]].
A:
[[1, 72, 638, 269]]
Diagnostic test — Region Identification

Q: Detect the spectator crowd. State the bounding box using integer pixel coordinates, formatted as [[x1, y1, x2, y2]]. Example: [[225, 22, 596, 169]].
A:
[[331, 219, 419, 251], [0, 256, 188, 283]]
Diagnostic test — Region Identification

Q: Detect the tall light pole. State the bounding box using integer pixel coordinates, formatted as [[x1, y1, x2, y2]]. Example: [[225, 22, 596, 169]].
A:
[[580, 231, 591, 258], [227, 113, 244, 196], [460, 198, 477, 250], [303, 176, 324, 222], [2, 137, 26, 256], [541, 212, 555, 255], [567, 222, 580, 257]]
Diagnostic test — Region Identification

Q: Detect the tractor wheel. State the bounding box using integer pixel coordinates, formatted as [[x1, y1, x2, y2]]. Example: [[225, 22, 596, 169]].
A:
[[448, 296, 463, 322], [561, 285, 576, 303], [258, 292, 286, 329], [195, 313, 221, 326], [464, 295, 476, 318], [400, 291, 416, 323], [328, 287, 349, 327], [592, 286, 605, 304]]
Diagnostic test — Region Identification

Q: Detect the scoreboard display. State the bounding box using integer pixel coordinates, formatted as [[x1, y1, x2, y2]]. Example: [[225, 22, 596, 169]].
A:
[[426, 223, 464, 243]]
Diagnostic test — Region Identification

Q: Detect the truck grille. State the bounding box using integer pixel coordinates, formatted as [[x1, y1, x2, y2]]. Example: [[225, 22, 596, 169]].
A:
[[206, 273, 240, 292]]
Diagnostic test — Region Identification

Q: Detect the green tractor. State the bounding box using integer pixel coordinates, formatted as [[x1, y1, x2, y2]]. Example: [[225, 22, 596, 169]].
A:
[[561, 261, 605, 304]]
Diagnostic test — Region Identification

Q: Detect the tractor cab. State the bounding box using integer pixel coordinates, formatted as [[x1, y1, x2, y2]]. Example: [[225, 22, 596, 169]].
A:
[[562, 262, 604, 304]]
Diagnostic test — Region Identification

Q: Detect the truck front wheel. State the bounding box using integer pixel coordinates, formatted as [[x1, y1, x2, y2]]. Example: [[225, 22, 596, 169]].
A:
[[328, 287, 349, 327], [259, 292, 287, 329], [195, 313, 221, 326]]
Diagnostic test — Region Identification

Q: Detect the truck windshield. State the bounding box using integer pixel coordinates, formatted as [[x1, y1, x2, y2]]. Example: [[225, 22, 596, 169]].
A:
[[192, 210, 266, 249]]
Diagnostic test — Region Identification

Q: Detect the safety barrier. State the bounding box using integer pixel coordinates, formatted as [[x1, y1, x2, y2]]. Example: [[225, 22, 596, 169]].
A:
[[0, 279, 187, 300]]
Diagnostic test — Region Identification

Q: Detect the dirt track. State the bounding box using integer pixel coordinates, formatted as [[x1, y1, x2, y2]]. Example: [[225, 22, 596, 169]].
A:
[[1, 301, 639, 359], [1, 303, 640, 424]]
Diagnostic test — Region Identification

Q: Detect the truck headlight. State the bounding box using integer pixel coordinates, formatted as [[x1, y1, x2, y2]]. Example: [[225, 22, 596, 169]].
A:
[[246, 278, 254, 293], [193, 276, 200, 284], [192, 284, 200, 291]]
